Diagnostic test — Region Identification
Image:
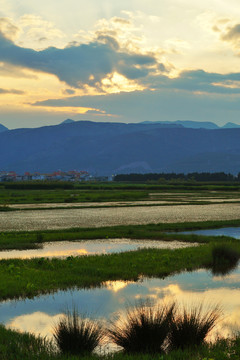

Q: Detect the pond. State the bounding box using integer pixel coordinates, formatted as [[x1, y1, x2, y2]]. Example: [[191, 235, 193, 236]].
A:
[[2, 264, 240, 348], [181, 227, 240, 239], [0, 239, 198, 259]]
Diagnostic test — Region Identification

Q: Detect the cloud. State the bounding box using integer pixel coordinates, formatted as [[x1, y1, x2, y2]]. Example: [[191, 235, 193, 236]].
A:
[[0, 88, 24, 94], [32, 82, 240, 125], [0, 31, 157, 89], [0, 17, 20, 40], [213, 19, 240, 54], [138, 69, 240, 94], [17, 14, 66, 49], [0, 62, 37, 78], [62, 88, 76, 95], [220, 23, 240, 53], [221, 24, 240, 42], [86, 109, 105, 114], [112, 17, 131, 26]]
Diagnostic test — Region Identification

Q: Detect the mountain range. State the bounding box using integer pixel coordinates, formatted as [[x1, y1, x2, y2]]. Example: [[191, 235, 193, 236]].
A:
[[0, 119, 240, 174], [140, 120, 240, 129]]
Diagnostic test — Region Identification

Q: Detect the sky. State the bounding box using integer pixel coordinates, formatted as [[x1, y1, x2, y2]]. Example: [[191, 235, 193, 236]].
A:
[[1, 0, 240, 128]]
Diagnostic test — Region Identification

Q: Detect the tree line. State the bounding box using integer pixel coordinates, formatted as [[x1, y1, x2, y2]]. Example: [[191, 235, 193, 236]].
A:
[[114, 172, 240, 182]]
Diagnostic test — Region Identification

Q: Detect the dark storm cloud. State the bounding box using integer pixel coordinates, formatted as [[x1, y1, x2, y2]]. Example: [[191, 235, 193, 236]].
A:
[[0, 31, 156, 88]]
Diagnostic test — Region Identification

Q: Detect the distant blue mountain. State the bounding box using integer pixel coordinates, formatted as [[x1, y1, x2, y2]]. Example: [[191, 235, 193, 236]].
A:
[[0, 123, 8, 133], [1, 120, 240, 175], [222, 122, 240, 129], [141, 120, 240, 129], [141, 120, 219, 129], [60, 119, 75, 125]]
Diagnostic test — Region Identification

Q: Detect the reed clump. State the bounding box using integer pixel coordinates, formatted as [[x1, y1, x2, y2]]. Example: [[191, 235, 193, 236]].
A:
[[53, 309, 104, 356], [108, 301, 175, 354], [167, 304, 221, 351]]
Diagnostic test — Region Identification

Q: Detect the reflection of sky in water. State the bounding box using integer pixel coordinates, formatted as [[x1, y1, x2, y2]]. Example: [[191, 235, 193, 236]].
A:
[[181, 227, 240, 239], [0, 239, 197, 259], [2, 265, 240, 342]]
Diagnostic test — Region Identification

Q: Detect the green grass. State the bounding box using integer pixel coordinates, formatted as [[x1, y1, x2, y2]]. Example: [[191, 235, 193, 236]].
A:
[[2, 321, 240, 359], [0, 324, 55, 360], [2, 180, 240, 205], [1, 239, 240, 300], [0, 219, 240, 250], [0, 188, 150, 204]]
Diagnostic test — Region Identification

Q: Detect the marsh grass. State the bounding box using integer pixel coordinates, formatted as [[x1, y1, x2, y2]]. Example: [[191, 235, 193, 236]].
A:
[[53, 309, 104, 356], [1, 219, 240, 251], [167, 304, 221, 351], [210, 244, 240, 275], [108, 301, 175, 354], [0, 324, 54, 360]]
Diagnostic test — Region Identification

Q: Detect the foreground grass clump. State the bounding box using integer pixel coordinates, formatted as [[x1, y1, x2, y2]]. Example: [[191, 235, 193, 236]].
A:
[[1, 306, 238, 359], [168, 304, 221, 351], [108, 301, 175, 354], [53, 309, 104, 356]]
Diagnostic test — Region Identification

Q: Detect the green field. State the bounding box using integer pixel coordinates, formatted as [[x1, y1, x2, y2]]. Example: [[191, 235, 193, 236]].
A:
[[1, 180, 240, 205]]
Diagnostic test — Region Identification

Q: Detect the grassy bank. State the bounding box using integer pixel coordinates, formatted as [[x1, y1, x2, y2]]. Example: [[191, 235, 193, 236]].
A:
[[1, 323, 240, 360], [1, 240, 240, 299], [1, 219, 240, 250]]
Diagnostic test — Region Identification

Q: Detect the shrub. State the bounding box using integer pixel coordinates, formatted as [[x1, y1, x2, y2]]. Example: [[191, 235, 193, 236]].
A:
[[108, 301, 175, 354], [211, 244, 239, 276], [53, 309, 103, 356], [168, 304, 220, 351]]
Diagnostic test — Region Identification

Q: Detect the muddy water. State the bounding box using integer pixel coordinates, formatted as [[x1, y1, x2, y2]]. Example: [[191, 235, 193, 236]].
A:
[[0, 239, 198, 259], [2, 266, 240, 345], [1, 203, 240, 231]]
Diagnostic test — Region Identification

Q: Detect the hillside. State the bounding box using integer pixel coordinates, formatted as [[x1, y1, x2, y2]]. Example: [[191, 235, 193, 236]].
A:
[[0, 120, 240, 174]]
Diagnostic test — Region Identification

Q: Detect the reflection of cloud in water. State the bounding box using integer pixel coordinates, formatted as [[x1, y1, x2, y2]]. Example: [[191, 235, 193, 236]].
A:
[[213, 273, 240, 283], [3, 268, 240, 344], [149, 285, 240, 339], [0, 239, 197, 260], [6, 312, 63, 339], [104, 280, 133, 293]]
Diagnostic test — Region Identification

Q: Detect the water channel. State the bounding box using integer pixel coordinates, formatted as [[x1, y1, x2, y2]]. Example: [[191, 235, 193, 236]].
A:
[[2, 227, 240, 352], [181, 227, 240, 239], [0, 239, 198, 259], [2, 265, 240, 345]]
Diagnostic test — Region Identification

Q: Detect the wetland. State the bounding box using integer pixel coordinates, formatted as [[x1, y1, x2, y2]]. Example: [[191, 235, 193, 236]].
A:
[[2, 181, 240, 359]]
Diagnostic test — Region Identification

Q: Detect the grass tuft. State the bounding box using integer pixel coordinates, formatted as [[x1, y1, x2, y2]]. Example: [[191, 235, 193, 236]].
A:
[[108, 300, 175, 354], [168, 303, 221, 351], [53, 308, 104, 356]]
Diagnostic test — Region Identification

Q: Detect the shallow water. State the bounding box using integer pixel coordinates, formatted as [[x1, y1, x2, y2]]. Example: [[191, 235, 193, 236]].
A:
[[2, 265, 240, 345], [181, 227, 240, 239], [0, 239, 197, 259], [1, 203, 240, 231]]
